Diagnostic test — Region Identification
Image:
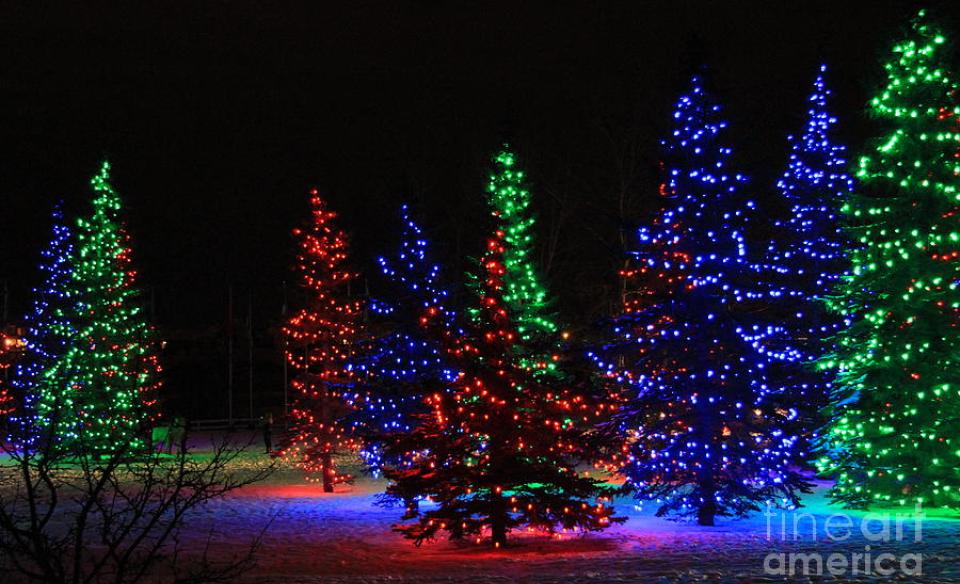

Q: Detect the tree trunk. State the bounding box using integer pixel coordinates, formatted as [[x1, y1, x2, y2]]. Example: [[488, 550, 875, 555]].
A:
[[403, 497, 419, 519], [321, 452, 334, 493], [491, 517, 508, 547], [697, 486, 717, 526], [490, 494, 508, 547]]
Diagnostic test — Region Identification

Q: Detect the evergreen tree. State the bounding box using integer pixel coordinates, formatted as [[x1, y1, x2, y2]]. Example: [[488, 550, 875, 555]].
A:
[[0, 333, 18, 421], [11, 203, 76, 443], [591, 75, 812, 525], [58, 163, 161, 452], [281, 190, 363, 492], [11, 204, 75, 444], [385, 226, 621, 547], [760, 65, 854, 429], [349, 204, 456, 472], [0, 378, 11, 422], [817, 11, 960, 508]]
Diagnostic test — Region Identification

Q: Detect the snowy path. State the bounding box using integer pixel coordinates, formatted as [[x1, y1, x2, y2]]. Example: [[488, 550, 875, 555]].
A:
[[186, 458, 960, 583]]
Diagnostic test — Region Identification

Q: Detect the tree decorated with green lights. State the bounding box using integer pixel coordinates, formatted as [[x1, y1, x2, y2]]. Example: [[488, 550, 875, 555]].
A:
[[56, 162, 162, 452], [481, 146, 562, 376], [817, 11, 960, 508]]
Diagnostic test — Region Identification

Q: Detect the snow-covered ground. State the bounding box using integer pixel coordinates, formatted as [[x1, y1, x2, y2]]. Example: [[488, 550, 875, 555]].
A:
[[183, 445, 960, 583]]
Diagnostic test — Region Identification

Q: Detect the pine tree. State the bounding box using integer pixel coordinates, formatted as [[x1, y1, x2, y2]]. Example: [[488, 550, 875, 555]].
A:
[[481, 147, 561, 376], [385, 226, 621, 547], [0, 377, 11, 422], [281, 190, 363, 492], [0, 333, 18, 420], [817, 11, 960, 508], [591, 75, 812, 525], [58, 163, 161, 453], [11, 203, 76, 444], [770, 66, 853, 290], [349, 204, 456, 472], [760, 65, 854, 427]]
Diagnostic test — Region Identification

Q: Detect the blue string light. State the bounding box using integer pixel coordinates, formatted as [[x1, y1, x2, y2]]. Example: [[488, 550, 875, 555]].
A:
[[347, 204, 456, 470], [590, 74, 812, 525], [11, 203, 76, 447]]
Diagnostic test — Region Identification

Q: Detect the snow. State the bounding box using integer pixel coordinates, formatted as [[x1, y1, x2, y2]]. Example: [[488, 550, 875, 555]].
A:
[[178, 442, 960, 583]]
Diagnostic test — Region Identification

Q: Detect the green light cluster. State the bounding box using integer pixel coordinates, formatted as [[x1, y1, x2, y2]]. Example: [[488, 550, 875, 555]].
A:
[[817, 10, 960, 508], [42, 162, 161, 452], [482, 146, 562, 375]]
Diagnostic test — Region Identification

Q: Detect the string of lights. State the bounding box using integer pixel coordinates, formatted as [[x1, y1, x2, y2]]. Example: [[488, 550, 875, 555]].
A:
[[280, 190, 363, 491], [816, 10, 960, 509], [591, 74, 813, 525]]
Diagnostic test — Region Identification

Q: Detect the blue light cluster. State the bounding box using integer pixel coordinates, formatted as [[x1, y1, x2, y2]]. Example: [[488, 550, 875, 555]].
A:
[[764, 64, 854, 350], [10, 203, 76, 445], [590, 74, 815, 524], [754, 66, 855, 441], [347, 204, 456, 470]]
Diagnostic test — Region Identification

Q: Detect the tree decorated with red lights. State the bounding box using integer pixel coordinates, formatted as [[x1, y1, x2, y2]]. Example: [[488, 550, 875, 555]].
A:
[[281, 190, 362, 492], [0, 379, 12, 424], [0, 331, 19, 421], [384, 227, 622, 547]]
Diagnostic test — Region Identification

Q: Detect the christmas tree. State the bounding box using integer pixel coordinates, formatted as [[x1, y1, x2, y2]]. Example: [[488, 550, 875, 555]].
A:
[[0, 378, 11, 423], [281, 190, 363, 492], [0, 332, 19, 421], [760, 65, 854, 424], [481, 147, 561, 376], [57, 163, 161, 453], [11, 203, 76, 444], [591, 75, 811, 525], [385, 226, 621, 547], [348, 204, 456, 472], [817, 11, 960, 508]]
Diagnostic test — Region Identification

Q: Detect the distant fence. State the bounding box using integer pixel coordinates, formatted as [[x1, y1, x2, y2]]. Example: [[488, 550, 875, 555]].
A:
[[189, 418, 261, 431]]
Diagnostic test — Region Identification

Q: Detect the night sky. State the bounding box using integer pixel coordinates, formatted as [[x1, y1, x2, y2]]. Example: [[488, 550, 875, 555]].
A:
[[0, 0, 951, 332]]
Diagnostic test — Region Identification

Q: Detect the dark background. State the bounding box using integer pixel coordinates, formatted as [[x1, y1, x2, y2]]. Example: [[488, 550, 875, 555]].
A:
[[0, 0, 949, 418]]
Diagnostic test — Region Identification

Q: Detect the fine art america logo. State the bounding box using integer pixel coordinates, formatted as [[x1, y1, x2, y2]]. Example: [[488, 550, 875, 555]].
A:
[[762, 503, 924, 577]]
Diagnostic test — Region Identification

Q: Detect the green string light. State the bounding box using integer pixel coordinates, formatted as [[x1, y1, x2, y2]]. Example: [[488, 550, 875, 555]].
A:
[[47, 161, 162, 453], [817, 10, 960, 508], [482, 146, 561, 375]]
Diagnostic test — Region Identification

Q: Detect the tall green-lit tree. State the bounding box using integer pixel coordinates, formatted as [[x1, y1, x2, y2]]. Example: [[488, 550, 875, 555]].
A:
[[56, 162, 162, 452], [481, 146, 562, 376], [817, 11, 960, 508]]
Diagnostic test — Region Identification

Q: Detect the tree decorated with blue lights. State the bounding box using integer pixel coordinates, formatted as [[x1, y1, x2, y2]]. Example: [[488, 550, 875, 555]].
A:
[[56, 163, 162, 453], [348, 204, 456, 473], [10, 203, 76, 443], [760, 65, 854, 419], [480, 147, 562, 377], [816, 11, 960, 508], [592, 75, 812, 525]]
